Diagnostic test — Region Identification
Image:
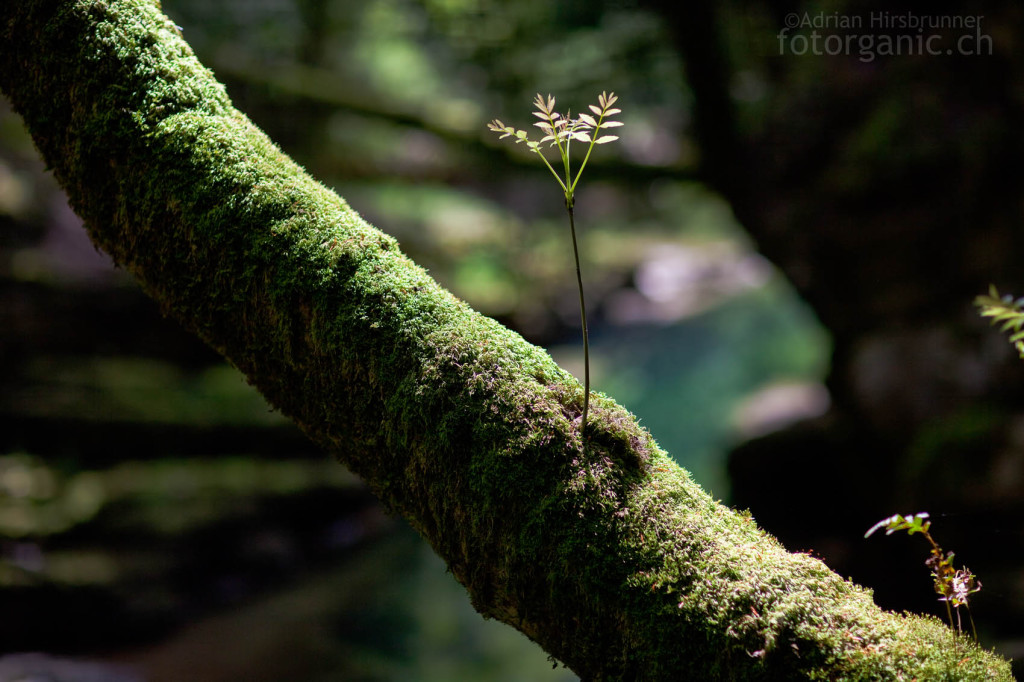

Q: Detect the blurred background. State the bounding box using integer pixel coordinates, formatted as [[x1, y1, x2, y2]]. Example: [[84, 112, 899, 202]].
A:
[[1, 0, 1023, 679]]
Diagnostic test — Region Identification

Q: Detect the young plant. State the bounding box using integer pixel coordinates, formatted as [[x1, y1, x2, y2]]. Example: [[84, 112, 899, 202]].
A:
[[488, 92, 623, 435], [975, 285, 1024, 357], [865, 512, 981, 641]]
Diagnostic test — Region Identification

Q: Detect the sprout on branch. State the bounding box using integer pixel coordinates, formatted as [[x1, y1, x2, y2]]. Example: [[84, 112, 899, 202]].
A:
[[488, 93, 624, 435]]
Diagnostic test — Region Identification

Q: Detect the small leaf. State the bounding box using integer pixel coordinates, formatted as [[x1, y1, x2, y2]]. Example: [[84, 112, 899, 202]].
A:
[[589, 104, 602, 116], [594, 135, 619, 144], [864, 517, 893, 538], [578, 113, 597, 127], [571, 132, 591, 142], [600, 120, 624, 128], [603, 108, 622, 116]]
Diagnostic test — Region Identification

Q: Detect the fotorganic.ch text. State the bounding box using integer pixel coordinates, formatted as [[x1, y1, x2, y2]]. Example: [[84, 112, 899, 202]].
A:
[[777, 12, 992, 62]]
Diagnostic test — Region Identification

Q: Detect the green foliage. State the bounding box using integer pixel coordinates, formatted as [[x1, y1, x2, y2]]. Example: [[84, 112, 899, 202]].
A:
[[975, 284, 1024, 357], [4, 1, 1015, 674], [488, 93, 623, 433], [865, 512, 981, 641]]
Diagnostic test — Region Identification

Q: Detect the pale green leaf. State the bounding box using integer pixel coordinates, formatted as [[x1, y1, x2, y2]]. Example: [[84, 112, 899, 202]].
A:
[[534, 94, 556, 114]]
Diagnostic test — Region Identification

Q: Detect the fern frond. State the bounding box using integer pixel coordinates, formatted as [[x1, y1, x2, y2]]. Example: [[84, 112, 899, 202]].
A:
[[975, 285, 1024, 357]]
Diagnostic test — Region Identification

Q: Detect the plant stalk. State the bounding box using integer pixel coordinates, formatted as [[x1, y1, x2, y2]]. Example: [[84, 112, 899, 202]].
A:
[[567, 204, 589, 434]]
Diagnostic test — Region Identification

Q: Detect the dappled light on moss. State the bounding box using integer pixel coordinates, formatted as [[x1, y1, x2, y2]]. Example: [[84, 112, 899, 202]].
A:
[[0, 1, 1014, 678]]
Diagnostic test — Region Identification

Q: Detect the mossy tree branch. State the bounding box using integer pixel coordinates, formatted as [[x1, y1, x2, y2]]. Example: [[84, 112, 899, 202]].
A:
[[0, 1, 1013, 679]]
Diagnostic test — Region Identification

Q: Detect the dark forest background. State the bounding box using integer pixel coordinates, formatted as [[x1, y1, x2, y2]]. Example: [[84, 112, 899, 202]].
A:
[[1, 0, 1023, 679]]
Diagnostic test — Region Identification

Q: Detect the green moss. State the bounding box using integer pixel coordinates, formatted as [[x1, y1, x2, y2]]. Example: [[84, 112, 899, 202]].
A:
[[0, 1, 1014, 679]]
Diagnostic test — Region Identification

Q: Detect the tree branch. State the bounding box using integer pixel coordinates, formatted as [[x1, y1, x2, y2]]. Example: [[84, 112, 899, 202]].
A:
[[0, 1, 1012, 678]]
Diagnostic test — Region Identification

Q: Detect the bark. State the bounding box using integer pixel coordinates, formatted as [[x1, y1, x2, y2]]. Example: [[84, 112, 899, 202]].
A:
[[0, 1, 1013, 679]]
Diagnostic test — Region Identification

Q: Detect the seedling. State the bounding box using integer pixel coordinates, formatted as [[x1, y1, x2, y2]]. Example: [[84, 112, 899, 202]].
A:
[[488, 92, 623, 434], [865, 512, 980, 641]]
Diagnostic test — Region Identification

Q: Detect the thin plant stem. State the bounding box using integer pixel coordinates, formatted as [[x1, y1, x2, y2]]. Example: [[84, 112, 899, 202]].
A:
[[567, 204, 590, 433], [535, 152, 567, 195], [569, 115, 607, 196], [965, 604, 978, 642], [488, 92, 622, 437]]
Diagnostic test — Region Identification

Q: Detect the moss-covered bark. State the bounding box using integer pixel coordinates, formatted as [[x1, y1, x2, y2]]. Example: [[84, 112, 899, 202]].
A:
[[0, 1, 1013, 679]]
